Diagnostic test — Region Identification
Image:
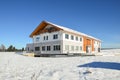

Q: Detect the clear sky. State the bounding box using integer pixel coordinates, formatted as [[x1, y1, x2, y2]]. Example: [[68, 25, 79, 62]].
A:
[[0, 0, 120, 49]]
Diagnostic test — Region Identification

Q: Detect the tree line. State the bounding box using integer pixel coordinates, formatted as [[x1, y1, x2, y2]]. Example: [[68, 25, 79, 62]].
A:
[[0, 44, 24, 52]]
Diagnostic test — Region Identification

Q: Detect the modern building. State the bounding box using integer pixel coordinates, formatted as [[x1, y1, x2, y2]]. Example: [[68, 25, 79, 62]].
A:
[[26, 21, 101, 56]]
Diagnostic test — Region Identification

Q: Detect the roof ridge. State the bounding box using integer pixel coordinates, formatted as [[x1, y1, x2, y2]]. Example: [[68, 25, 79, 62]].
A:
[[44, 21, 101, 41]]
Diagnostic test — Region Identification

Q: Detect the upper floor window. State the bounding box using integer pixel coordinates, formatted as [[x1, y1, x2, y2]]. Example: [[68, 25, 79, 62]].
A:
[[43, 36, 48, 40], [80, 37, 82, 42], [76, 37, 78, 41], [71, 35, 74, 40], [65, 34, 69, 39], [46, 36, 48, 40], [43, 36, 45, 40], [53, 34, 58, 39], [36, 37, 40, 42]]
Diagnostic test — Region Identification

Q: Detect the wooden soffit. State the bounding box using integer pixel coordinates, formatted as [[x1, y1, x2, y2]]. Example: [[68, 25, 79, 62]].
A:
[[29, 21, 63, 37]]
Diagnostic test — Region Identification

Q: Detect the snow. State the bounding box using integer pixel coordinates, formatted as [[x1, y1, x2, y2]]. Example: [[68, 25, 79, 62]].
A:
[[0, 49, 120, 80]]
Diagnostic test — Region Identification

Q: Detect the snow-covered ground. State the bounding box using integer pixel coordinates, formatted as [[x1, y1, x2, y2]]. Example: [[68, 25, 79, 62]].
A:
[[0, 49, 120, 80]]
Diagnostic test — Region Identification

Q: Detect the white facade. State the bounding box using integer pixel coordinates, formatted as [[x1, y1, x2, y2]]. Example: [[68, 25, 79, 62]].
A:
[[26, 21, 101, 55]]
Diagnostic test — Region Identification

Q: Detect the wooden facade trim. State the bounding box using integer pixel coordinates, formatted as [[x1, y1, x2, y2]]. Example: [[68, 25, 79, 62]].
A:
[[30, 21, 63, 37]]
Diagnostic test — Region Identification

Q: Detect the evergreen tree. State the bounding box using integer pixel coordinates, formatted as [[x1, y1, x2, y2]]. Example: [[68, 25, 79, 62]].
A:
[[22, 47, 24, 51], [7, 45, 14, 51]]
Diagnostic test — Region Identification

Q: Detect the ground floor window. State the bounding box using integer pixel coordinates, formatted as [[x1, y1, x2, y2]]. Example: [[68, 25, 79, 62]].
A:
[[76, 46, 79, 51], [47, 46, 51, 51], [53, 45, 60, 51], [65, 45, 69, 50], [42, 46, 45, 51], [80, 46, 82, 51], [71, 46, 74, 51], [35, 47, 40, 51]]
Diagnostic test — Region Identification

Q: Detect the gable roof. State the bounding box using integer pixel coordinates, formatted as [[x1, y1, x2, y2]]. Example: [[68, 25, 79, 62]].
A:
[[30, 20, 101, 41]]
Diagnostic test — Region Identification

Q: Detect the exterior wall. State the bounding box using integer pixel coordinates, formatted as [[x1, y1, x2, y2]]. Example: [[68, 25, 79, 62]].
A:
[[62, 32, 84, 54], [33, 41, 62, 55], [26, 43, 34, 52], [26, 30, 63, 55], [33, 31, 62, 43], [94, 40, 101, 52], [26, 25, 101, 55]]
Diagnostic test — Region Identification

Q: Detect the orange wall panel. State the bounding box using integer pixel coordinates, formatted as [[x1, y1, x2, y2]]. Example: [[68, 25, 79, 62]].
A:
[[92, 39, 94, 51]]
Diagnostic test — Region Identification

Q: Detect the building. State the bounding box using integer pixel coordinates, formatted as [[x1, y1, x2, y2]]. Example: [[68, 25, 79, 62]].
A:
[[26, 21, 101, 56]]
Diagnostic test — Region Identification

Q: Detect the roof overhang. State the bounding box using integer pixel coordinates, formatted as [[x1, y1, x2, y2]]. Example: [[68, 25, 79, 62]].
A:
[[29, 21, 63, 37]]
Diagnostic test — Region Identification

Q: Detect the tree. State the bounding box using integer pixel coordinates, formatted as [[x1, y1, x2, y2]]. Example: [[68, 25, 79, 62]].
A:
[[22, 47, 24, 51], [7, 45, 14, 51]]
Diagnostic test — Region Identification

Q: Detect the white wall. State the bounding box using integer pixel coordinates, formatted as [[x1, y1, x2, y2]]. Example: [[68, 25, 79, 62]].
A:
[[62, 32, 84, 53], [94, 40, 100, 52], [33, 31, 63, 43]]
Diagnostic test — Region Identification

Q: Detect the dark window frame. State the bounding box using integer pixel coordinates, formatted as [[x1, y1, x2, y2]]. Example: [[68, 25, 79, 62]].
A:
[[53, 34, 58, 39], [42, 46, 45, 51], [65, 34, 69, 39], [71, 35, 74, 40], [35, 47, 40, 51]]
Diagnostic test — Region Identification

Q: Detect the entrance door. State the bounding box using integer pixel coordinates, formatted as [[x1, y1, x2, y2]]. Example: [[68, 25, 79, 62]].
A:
[[86, 46, 91, 53]]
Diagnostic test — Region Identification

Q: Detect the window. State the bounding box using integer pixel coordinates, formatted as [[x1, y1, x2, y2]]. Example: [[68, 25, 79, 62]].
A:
[[43, 36, 45, 40], [76, 37, 78, 41], [71, 35, 74, 40], [43, 36, 48, 40], [53, 34, 58, 39], [80, 37, 82, 42], [53, 45, 60, 51], [65, 34, 69, 39], [80, 46, 82, 51], [46, 36, 48, 40], [35, 47, 40, 51], [65, 45, 69, 50], [42, 46, 45, 51], [76, 46, 79, 51], [47, 46, 51, 51], [71, 46, 74, 51], [36, 37, 40, 42]]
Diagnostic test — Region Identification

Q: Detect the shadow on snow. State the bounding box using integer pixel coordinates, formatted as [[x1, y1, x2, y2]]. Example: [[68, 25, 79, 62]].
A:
[[78, 62, 120, 70]]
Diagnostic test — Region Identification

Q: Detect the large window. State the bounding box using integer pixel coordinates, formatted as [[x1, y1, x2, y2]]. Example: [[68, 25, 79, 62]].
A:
[[47, 46, 51, 51], [35, 47, 40, 51], [65, 34, 69, 39], [53, 34, 58, 39], [71, 35, 74, 40], [53, 45, 60, 51], [42, 46, 45, 51]]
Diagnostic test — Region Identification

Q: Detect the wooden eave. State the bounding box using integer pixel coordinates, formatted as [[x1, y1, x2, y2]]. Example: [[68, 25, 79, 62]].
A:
[[29, 21, 63, 37]]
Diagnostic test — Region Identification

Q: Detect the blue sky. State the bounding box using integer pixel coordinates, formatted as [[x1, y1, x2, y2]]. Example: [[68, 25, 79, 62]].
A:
[[0, 0, 120, 49]]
